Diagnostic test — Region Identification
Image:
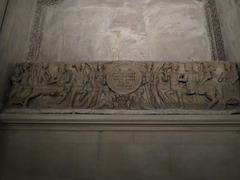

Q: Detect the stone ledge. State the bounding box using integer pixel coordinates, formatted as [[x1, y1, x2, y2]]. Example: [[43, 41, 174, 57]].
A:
[[0, 113, 240, 131], [3, 108, 240, 115]]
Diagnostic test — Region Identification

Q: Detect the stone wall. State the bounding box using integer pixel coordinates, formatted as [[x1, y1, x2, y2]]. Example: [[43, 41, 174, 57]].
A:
[[0, 0, 35, 110], [216, 0, 240, 63], [39, 0, 211, 62], [1, 129, 240, 180], [0, 0, 8, 31], [1, 0, 240, 109], [0, 1, 240, 179]]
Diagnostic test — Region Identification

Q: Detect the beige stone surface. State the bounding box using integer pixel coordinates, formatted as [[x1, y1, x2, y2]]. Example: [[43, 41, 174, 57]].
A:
[[1, 0, 240, 109], [41, 0, 211, 62], [0, 0, 35, 110], [1, 130, 240, 180], [216, 0, 240, 63]]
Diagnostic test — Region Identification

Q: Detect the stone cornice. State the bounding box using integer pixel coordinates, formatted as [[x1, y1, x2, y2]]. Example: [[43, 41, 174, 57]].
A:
[[1, 114, 240, 131]]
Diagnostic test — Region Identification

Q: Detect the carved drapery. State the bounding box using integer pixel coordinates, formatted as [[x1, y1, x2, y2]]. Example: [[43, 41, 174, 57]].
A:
[[6, 62, 240, 112]]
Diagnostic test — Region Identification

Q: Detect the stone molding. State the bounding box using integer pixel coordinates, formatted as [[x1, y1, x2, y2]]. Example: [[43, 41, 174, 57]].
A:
[[1, 113, 240, 131], [27, 0, 226, 62]]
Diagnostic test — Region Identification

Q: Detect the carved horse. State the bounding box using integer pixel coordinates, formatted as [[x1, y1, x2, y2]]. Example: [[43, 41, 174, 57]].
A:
[[23, 85, 69, 107], [186, 82, 218, 109]]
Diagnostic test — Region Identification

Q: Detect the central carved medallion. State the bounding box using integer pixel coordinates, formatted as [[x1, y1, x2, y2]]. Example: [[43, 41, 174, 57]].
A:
[[106, 63, 142, 95]]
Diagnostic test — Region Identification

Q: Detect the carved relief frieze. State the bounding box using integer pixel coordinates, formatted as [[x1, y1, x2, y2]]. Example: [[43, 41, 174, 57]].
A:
[[7, 62, 240, 111]]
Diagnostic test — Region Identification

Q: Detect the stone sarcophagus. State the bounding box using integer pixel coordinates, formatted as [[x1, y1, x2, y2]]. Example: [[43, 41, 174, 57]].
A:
[[6, 62, 240, 113]]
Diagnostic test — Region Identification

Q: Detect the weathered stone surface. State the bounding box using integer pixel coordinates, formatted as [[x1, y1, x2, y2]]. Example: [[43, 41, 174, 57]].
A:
[[0, 0, 35, 111], [38, 0, 212, 62], [107, 63, 142, 95], [5, 61, 240, 111], [0, 0, 8, 30], [2, 0, 237, 110], [1, 130, 240, 180], [216, 0, 240, 63]]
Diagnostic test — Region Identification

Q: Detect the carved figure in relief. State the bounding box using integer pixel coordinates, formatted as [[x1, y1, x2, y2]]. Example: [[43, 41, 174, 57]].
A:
[[115, 95, 130, 109], [94, 86, 116, 109], [30, 64, 40, 86], [218, 63, 240, 108], [79, 63, 105, 108], [143, 63, 164, 108], [23, 64, 73, 107], [51, 64, 73, 104], [185, 63, 218, 109], [163, 63, 186, 108], [156, 63, 175, 106], [12, 64, 33, 105], [129, 87, 151, 110], [197, 62, 216, 85], [92, 64, 106, 106], [19, 63, 32, 87], [9, 65, 24, 105], [38, 63, 51, 85], [69, 64, 87, 107], [183, 64, 200, 104], [82, 63, 93, 87]]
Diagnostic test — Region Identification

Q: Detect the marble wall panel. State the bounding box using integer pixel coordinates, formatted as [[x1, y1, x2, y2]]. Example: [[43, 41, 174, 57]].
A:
[[40, 0, 211, 62]]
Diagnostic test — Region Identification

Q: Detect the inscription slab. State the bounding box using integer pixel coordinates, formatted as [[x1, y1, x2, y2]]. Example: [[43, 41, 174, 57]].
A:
[[106, 63, 142, 95]]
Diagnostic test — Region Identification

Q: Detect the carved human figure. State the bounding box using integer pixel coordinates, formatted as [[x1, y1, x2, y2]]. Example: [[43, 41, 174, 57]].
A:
[[19, 63, 32, 87], [69, 64, 88, 107], [94, 86, 116, 109], [16, 64, 33, 105], [184, 64, 199, 92], [164, 63, 186, 108], [9, 65, 23, 105], [185, 63, 218, 109], [82, 63, 93, 87], [154, 63, 174, 108], [115, 95, 130, 109], [79, 63, 105, 108], [51, 64, 73, 104], [183, 64, 200, 104], [30, 64, 40, 86], [22, 64, 73, 107], [38, 63, 51, 85], [143, 62, 164, 108], [198, 62, 215, 85], [129, 87, 151, 110], [94, 63, 106, 103], [9, 63, 40, 107], [218, 63, 240, 108]]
